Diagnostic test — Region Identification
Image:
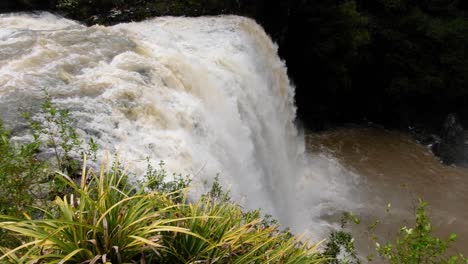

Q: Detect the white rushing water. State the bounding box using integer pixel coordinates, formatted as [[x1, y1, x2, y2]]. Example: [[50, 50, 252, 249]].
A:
[[0, 12, 359, 239]]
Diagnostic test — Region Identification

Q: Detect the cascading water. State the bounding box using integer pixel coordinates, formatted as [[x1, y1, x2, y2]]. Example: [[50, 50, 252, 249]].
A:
[[0, 12, 359, 240]]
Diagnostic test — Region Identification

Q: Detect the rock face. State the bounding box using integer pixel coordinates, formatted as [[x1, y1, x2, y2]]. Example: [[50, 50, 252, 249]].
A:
[[433, 114, 468, 166]]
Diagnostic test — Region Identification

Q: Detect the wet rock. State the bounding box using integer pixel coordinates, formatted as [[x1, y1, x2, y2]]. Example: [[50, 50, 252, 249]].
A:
[[432, 113, 468, 166]]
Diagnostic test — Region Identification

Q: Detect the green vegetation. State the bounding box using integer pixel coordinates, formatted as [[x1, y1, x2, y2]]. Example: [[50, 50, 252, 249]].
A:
[[0, 162, 189, 263], [319, 202, 468, 264], [0, 120, 48, 217], [320, 213, 361, 264], [274, 0, 468, 129], [25, 93, 98, 176], [54, 0, 244, 24], [0, 158, 322, 263], [0, 93, 98, 246], [0, 159, 323, 263], [375, 201, 467, 264]]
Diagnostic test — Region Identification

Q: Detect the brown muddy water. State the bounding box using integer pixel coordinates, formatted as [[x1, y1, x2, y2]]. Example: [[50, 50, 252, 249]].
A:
[[307, 127, 468, 258]]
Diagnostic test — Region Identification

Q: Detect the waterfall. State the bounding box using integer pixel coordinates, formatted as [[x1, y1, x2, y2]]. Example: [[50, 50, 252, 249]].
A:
[[0, 12, 359, 239]]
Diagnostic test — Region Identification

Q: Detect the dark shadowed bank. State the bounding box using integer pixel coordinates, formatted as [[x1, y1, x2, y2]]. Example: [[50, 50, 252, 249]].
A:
[[2, 0, 468, 164]]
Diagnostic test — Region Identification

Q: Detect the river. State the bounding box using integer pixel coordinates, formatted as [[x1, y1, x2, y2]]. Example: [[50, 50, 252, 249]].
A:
[[308, 127, 468, 257]]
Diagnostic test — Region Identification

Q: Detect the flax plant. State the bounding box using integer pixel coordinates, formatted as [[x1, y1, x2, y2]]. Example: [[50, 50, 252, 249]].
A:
[[0, 158, 198, 264], [157, 195, 323, 263]]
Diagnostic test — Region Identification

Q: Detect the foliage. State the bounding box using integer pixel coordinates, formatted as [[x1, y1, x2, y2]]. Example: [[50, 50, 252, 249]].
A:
[[321, 213, 361, 264], [322, 230, 359, 264], [320, 202, 467, 264], [375, 200, 468, 264], [0, 120, 51, 248], [0, 160, 323, 263], [143, 159, 190, 203], [0, 161, 199, 264], [143, 162, 324, 263], [56, 0, 77, 10], [26, 92, 98, 176], [366, 0, 468, 97], [55, 0, 242, 24], [0, 94, 98, 247], [0, 121, 48, 217], [155, 192, 321, 263], [206, 175, 231, 203]]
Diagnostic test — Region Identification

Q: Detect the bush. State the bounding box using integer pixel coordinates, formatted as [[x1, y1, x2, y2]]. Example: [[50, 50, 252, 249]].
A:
[[320, 202, 468, 264], [143, 159, 190, 203], [26, 93, 98, 176], [320, 212, 361, 264], [376, 201, 468, 264], [0, 120, 51, 248], [0, 121, 48, 218], [0, 93, 96, 247]]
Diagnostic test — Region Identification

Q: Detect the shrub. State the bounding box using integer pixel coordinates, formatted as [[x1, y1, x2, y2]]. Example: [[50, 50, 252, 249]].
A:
[[0, 121, 49, 218], [376, 200, 468, 264], [320, 212, 361, 264], [0, 92, 97, 218], [26, 92, 98, 176], [0, 120, 51, 248], [143, 159, 190, 203], [0, 93, 98, 247]]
